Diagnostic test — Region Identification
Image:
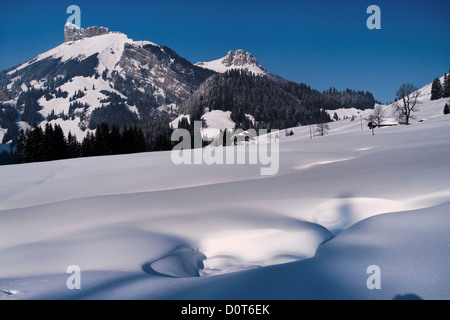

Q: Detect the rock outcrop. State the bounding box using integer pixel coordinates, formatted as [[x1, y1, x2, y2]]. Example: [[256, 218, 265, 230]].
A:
[[64, 23, 112, 42], [222, 50, 259, 68]]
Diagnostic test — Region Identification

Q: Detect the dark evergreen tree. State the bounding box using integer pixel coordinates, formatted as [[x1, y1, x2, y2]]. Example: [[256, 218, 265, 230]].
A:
[[46, 110, 58, 121], [95, 123, 113, 156], [43, 123, 56, 161], [18, 89, 45, 126], [89, 102, 137, 130], [443, 72, 450, 98], [70, 90, 86, 101], [431, 78, 443, 100], [139, 115, 173, 152], [110, 124, 123, 155], [81, 132, 96, 157], [25, 126, 45, 162], [444, 103, 450, 115], [15, 130, 28, 164], [121, 126, 133, 154], [121, 126, 147, 154], [67, 132, 81, 158], [150, 128, 171, 151], [56, 89, 69, 99], [333, 112, 339, 121], [14, 125, 77, 164], [53, 124, 67, 160], [136, 127, 147, 153]]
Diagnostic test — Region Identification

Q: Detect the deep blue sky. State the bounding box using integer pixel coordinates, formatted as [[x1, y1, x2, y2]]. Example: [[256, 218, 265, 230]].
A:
[[0, 0, 449, 103]]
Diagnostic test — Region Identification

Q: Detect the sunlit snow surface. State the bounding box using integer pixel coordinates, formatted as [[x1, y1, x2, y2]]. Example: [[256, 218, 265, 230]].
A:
[[0, 93, 449, 300]]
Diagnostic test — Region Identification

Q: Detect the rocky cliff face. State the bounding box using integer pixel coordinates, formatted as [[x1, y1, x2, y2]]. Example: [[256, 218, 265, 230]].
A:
[[195, 49, 268, 76], [222, 50, 259, 68], [115, 43, 216, 106], [64, 23, 113, 42]]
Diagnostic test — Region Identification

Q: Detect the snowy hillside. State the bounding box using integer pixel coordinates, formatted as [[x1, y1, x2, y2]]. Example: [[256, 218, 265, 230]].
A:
[[170, 110, 235, 143], [326, 107, 373, 121], [327, 75, 449, 125], [0, 85, 449, 299], [383, 75, 449, 121], [200, 110, 234, 141], [10, 26, 139, 77]]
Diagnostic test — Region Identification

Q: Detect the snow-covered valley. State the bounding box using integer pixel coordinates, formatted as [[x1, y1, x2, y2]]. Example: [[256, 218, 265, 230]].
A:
[[0, 90, 449, 300]]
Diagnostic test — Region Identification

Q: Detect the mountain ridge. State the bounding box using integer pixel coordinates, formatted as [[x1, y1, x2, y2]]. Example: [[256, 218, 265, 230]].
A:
[[64, 23, 114, 42], [0, 24, 216, 145], [1, 23, 378, 158]]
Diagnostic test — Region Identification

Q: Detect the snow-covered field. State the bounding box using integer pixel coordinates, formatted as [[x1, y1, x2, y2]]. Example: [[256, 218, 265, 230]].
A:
[[0, 92, 449, 300]]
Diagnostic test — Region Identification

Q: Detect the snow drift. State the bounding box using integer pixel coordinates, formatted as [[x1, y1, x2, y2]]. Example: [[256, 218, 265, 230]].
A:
[[0, 84, 449, 300]]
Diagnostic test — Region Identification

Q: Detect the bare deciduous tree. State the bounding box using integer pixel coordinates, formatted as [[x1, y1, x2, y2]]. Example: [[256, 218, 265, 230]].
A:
[[394, 83, 421, 125], [369, 104, 386, 126], [316, 121, 329, 136]]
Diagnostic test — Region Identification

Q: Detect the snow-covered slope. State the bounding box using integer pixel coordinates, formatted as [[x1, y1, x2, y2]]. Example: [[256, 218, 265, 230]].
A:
[[201, 110, 236, 140], [388, 75, 449, 121], [169, 110, 256, 142], [326, 107, 373, 121], [0, 91, 449, 299], [328, 75, 449, 125], [196, 49, 267, 76], [11, 26, 139, 77]]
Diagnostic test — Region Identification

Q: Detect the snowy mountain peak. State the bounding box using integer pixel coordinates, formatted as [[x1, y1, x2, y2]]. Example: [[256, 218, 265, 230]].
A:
[[196, 49, 267, 75], [64, 23, 114, 42], [64, 22, 81, 30], [223, 49, 259, 68]]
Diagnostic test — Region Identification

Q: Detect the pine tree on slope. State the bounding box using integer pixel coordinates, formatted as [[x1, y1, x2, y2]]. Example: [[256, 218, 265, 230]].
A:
[[444, 103, 450, 115], [443, 72, 450, 98], [431, 78, 443, 100]]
